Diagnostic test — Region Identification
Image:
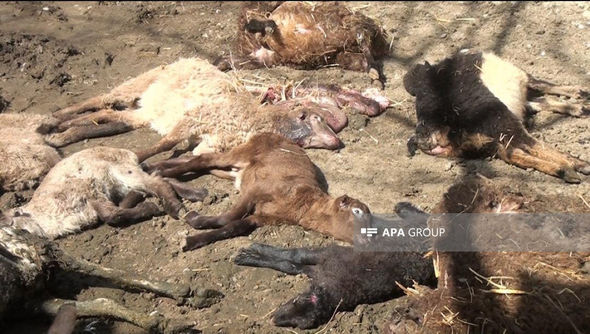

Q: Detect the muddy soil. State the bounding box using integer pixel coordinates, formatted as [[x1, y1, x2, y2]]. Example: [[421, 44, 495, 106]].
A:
[[0, 2, 589, 333]]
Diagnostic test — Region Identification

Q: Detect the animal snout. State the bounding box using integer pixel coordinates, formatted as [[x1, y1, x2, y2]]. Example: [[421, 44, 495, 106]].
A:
[[412, 124, 452, 156]]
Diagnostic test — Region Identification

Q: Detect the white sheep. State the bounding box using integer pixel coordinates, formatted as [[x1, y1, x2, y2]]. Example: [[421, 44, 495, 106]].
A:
[[0, 113, 61, 191], [3, 146, 186, 238], [49, 57, 386, 162]]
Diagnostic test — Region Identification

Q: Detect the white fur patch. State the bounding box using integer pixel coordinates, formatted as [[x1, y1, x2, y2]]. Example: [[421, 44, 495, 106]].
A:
[[251, 48, 276, 64], [480, 53, 528, 120]]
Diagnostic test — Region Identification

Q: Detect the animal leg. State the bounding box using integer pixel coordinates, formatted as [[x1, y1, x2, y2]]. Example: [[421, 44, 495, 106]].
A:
[[139, 175, 185, 219], [51, 246, 195, 300], [47, 304, 76, 334], [182, 218, 259, 252], [134, 135, 186, 163], [141, 156, 195, 174], [118, 191, 148, 209], [185, 195, 254, 229], [497, 146, 583, 183], [91, 200, 164, 227], [527, 77, 589, 99], [165, 178, 208, 203], [41, 298, 197, 333], [56, 109, 138, 131], [157, 152, 238, 178], [52, 94, 109, 120], [233, 243, 322, 275], [527, 95, 589, 118], [44, 122, 134, 147], [526, 141, 590, 175]]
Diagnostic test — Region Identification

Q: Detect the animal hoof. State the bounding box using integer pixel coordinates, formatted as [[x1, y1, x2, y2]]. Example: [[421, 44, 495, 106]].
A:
[[165, 203, 184, 220], [577, 164, 590, 176], [394, 202, 427, 219], [140, 161, 154, 173], [184, 211, 199, 222], [561, 168, 582, 184], [182, 235, 207, 252]]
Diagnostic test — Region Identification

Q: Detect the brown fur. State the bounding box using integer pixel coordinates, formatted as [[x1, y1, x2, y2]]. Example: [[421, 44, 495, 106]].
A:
[[148, 133, 372, 251], [384, 179, 590, 334], [222, 1, 388, 72]]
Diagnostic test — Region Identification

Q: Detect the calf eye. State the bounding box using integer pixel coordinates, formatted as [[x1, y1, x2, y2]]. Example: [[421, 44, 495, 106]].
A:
[[128, 170, 133, 174], [352, 208, 363, 216]]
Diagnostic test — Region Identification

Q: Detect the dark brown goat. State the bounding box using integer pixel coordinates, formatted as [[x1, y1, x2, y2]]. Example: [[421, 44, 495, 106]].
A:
[[144, 132, 373, 251], [216, 1, 389, 76], [384, 178, 590, 334], [404, 50, 590, 183]]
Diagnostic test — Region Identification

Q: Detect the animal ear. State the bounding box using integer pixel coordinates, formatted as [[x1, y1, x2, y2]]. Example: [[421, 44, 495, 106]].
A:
[[339, 195, 352, 209], [424, 61, 431, 68]]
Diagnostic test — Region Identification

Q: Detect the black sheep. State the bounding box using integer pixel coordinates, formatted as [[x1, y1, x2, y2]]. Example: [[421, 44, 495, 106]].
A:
[[404, 50, 590, 183], [233, 232, 435, 329]]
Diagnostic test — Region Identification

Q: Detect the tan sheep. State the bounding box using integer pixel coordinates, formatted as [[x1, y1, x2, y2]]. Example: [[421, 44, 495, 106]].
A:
[[0, 113, 61, 192], [50, 57, 367, 162], [50, 57, 387, 162]]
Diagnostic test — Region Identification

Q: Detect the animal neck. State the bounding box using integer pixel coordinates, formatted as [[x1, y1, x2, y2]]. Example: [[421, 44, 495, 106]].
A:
[[244, 104, 282, 135], [299, 195, 341, 237]]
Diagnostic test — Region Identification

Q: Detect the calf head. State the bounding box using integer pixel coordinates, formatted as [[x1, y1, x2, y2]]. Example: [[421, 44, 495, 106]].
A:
[[323, 195, 373, 243]]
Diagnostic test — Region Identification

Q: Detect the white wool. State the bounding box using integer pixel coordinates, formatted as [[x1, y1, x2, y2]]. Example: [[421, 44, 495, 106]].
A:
[[480, 53, 529, 120], [136, 58, 237, 135], [0, 114, 61, 191], [7, 147, 157, 239]]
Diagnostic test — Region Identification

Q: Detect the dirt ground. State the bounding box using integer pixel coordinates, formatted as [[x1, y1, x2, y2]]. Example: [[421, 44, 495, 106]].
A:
[[1, 1, 589, 333]]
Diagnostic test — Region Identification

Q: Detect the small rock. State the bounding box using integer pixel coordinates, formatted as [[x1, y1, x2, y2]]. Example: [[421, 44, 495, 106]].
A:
[[50, 73, 72, 87], [368, 68, 380, 80], [440, 33, 447, 38], [445, 162, 455, 171], [104, 53, 115, 66]]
